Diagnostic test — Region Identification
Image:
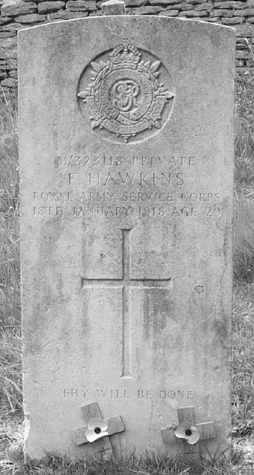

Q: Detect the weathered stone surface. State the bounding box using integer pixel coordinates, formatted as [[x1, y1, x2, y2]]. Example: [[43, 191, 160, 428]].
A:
[[150, 0, 182, 4], [178, 3, 195, 9], [0, 17, 13, 25], [149, 0, 177, 4], [222, 15, 243, 22], [159, 8, 178, 13], [89, 9, 102, 13], [179, 8, 208, 15], [18, 17, 234, 460], [1, 76, 16, 86], [48, 9, 89, 18], [185, 0, 209, 3], [38, 1, 64, 12], [1, 1, 37, 16], [195, 3, 212, 10], [214, 1, 232, 7], [0, 35, 17, 45], [236, 59, 245, 66], [14, 13, 46, 22], [125, 0, 148, 6], [101, 0, 125, 14], [211, 9, 234, 16], [0, 29, 17, 36], [66, 0, 97, 10], [236, 7, 254, 15], [234, 24, 254, 34], [130, 4, 161, 11], [165, 4, 180, 8], [229, 1, 246, 7], [247, 0, 254, 7], [236, 49, 251, 58], [1, 22, 27, 29]]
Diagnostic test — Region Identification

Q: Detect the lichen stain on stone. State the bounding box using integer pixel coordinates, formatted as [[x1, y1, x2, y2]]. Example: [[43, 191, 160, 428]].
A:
[[142, 289, 174, 350], [213, 317, 229, 351], [30, 219, 65, 353]]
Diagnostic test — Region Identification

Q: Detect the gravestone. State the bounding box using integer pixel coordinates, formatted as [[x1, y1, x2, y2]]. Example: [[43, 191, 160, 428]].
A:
[[18, 16, 235, 460]]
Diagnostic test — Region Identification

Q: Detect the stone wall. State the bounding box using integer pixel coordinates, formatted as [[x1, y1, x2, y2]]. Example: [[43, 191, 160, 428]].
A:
[[0, 0, 254, 92]]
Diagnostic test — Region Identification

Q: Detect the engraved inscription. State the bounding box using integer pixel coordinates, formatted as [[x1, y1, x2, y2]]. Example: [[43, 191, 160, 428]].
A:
[[55, 154, 195, 169], [77, 41, 174, 143], [60, 388, 194, 400], [31, 153, 223, 220], [82, 229, 172, 379]]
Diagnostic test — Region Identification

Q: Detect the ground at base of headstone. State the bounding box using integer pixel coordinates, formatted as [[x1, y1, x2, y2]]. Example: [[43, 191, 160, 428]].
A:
[[0, 418, 253, 475]]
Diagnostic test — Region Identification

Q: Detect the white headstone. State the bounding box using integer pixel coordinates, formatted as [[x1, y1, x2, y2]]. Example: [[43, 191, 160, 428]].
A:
[[18, 17, 235, 460]]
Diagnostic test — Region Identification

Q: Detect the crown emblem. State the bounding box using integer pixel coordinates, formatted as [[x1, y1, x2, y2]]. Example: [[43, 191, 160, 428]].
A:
[[110, 41, 141, 66], [77, 42, 174, 143]]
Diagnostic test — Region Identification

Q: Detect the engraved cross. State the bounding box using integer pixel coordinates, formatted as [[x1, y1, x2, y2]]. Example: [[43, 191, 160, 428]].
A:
[[81, 229, 172, 378]]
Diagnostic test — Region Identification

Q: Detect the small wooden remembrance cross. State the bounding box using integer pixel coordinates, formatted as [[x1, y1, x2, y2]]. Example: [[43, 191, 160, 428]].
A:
[[71, 402, 125, 457], [161, 406, 216, 461]]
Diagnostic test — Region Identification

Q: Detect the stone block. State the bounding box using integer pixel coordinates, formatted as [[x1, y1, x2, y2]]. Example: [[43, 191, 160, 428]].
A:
[[159, 8, 179, 13], [66, 0, 97, 10], [1, 1, 37, 16], [214, 1, 232, 7], [247, 0, 254, 6], [212, 9, 234, 16], [1, 76, 16, 87], [149, 0, 177, 3], [1, 22, 28, 29], [179, 8, 208, 15], [38, 1, 65, 12], [125, 0, 148, 6], [18, 16, 235, 461], [178, 2, 195, 9], [48, 9, 89, 18], [14, 13, 46, 22], [236, 8, 254, 15], [130, 4, 161, 11], [150, 0, 182, 4], [195, 3, 212, 10], [222, 16, 243, 22], [185, 0, 209, 3], [234, 24, 254, 34], [229, 1, 246, 8], [101, 0, 125, 15]]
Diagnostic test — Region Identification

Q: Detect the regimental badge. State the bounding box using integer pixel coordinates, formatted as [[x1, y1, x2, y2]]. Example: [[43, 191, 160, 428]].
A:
[[77, 41, 175, 143]]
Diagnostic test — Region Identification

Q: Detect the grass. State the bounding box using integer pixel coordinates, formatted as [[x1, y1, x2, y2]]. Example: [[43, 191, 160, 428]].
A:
[[0, 71, 254, 473], [0, 448, 248, 475]]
